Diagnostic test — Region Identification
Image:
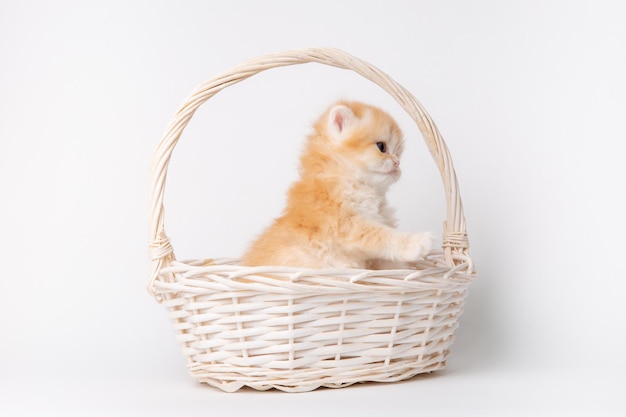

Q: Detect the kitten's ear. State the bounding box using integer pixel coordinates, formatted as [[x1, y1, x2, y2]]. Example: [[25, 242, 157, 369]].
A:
[[327, 105, 356, 141]]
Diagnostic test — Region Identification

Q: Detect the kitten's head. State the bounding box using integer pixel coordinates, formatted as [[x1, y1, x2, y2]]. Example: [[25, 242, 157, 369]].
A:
[[306, 101, 404, 190]]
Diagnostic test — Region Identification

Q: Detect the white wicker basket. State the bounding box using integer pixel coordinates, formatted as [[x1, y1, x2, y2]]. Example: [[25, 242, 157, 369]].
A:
[[148, 47, 475, 392]]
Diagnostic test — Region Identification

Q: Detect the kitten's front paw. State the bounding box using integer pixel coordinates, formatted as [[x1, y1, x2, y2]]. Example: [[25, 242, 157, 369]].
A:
[[403, 232, 434, 261]]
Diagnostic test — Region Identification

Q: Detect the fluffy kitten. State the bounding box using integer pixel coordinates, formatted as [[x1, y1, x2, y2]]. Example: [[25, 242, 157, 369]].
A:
[[241, 101, 433, 269]]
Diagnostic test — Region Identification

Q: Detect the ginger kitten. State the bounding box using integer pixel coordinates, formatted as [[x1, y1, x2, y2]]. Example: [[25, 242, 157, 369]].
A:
[[241, 101, 433, 269]]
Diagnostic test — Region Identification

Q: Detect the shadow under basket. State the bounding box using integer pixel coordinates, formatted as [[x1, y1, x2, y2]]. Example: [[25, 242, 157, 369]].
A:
[[147, 47, 476, 393]]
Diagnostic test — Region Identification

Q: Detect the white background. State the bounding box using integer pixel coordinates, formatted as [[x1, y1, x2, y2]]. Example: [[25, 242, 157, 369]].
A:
[[1, 0, 625, 416]]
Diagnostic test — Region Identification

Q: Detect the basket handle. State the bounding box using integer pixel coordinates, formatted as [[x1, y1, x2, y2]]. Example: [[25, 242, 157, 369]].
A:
[[148, 47, 469, 293]]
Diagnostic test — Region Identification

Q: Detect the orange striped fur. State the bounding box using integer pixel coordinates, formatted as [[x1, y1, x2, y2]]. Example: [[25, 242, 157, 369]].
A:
[[241, 101, 432, 269]]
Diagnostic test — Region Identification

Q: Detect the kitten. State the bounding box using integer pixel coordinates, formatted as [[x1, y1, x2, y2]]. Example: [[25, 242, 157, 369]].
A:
[[241, 101, 433, 269]]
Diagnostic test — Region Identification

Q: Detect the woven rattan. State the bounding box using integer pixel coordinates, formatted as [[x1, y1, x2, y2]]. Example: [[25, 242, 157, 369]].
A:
[[148, 47, 475, 392]]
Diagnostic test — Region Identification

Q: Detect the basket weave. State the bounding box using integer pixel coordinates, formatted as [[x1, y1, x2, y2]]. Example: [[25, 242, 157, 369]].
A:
[[148, 47, 475, 392]]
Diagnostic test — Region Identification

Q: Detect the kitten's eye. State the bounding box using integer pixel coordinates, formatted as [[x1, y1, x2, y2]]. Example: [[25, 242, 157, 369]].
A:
[[376, 141, 387, 153]]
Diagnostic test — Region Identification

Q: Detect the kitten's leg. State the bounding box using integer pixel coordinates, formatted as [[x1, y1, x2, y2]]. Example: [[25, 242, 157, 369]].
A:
[[403, 232, 434, 261], [345, 220, 433, 263]]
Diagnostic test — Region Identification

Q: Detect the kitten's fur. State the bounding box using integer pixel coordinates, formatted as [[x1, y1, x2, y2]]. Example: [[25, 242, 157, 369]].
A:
[[241, 101, 433, 269]]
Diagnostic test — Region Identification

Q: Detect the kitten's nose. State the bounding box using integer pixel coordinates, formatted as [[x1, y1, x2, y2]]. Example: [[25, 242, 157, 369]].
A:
[[393, 158, 400, 168]]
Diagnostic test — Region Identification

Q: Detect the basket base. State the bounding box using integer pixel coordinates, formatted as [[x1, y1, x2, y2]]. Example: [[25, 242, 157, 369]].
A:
[[188, 354, 448, 392]]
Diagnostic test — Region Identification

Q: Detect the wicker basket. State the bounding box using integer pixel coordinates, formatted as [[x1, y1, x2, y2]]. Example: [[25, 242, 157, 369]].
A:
[[147, 47, 475, 392]]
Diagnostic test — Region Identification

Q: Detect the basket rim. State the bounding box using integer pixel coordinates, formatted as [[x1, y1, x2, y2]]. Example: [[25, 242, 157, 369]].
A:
[[151, 250, 474, 300], [147, 47, 472, 299]]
